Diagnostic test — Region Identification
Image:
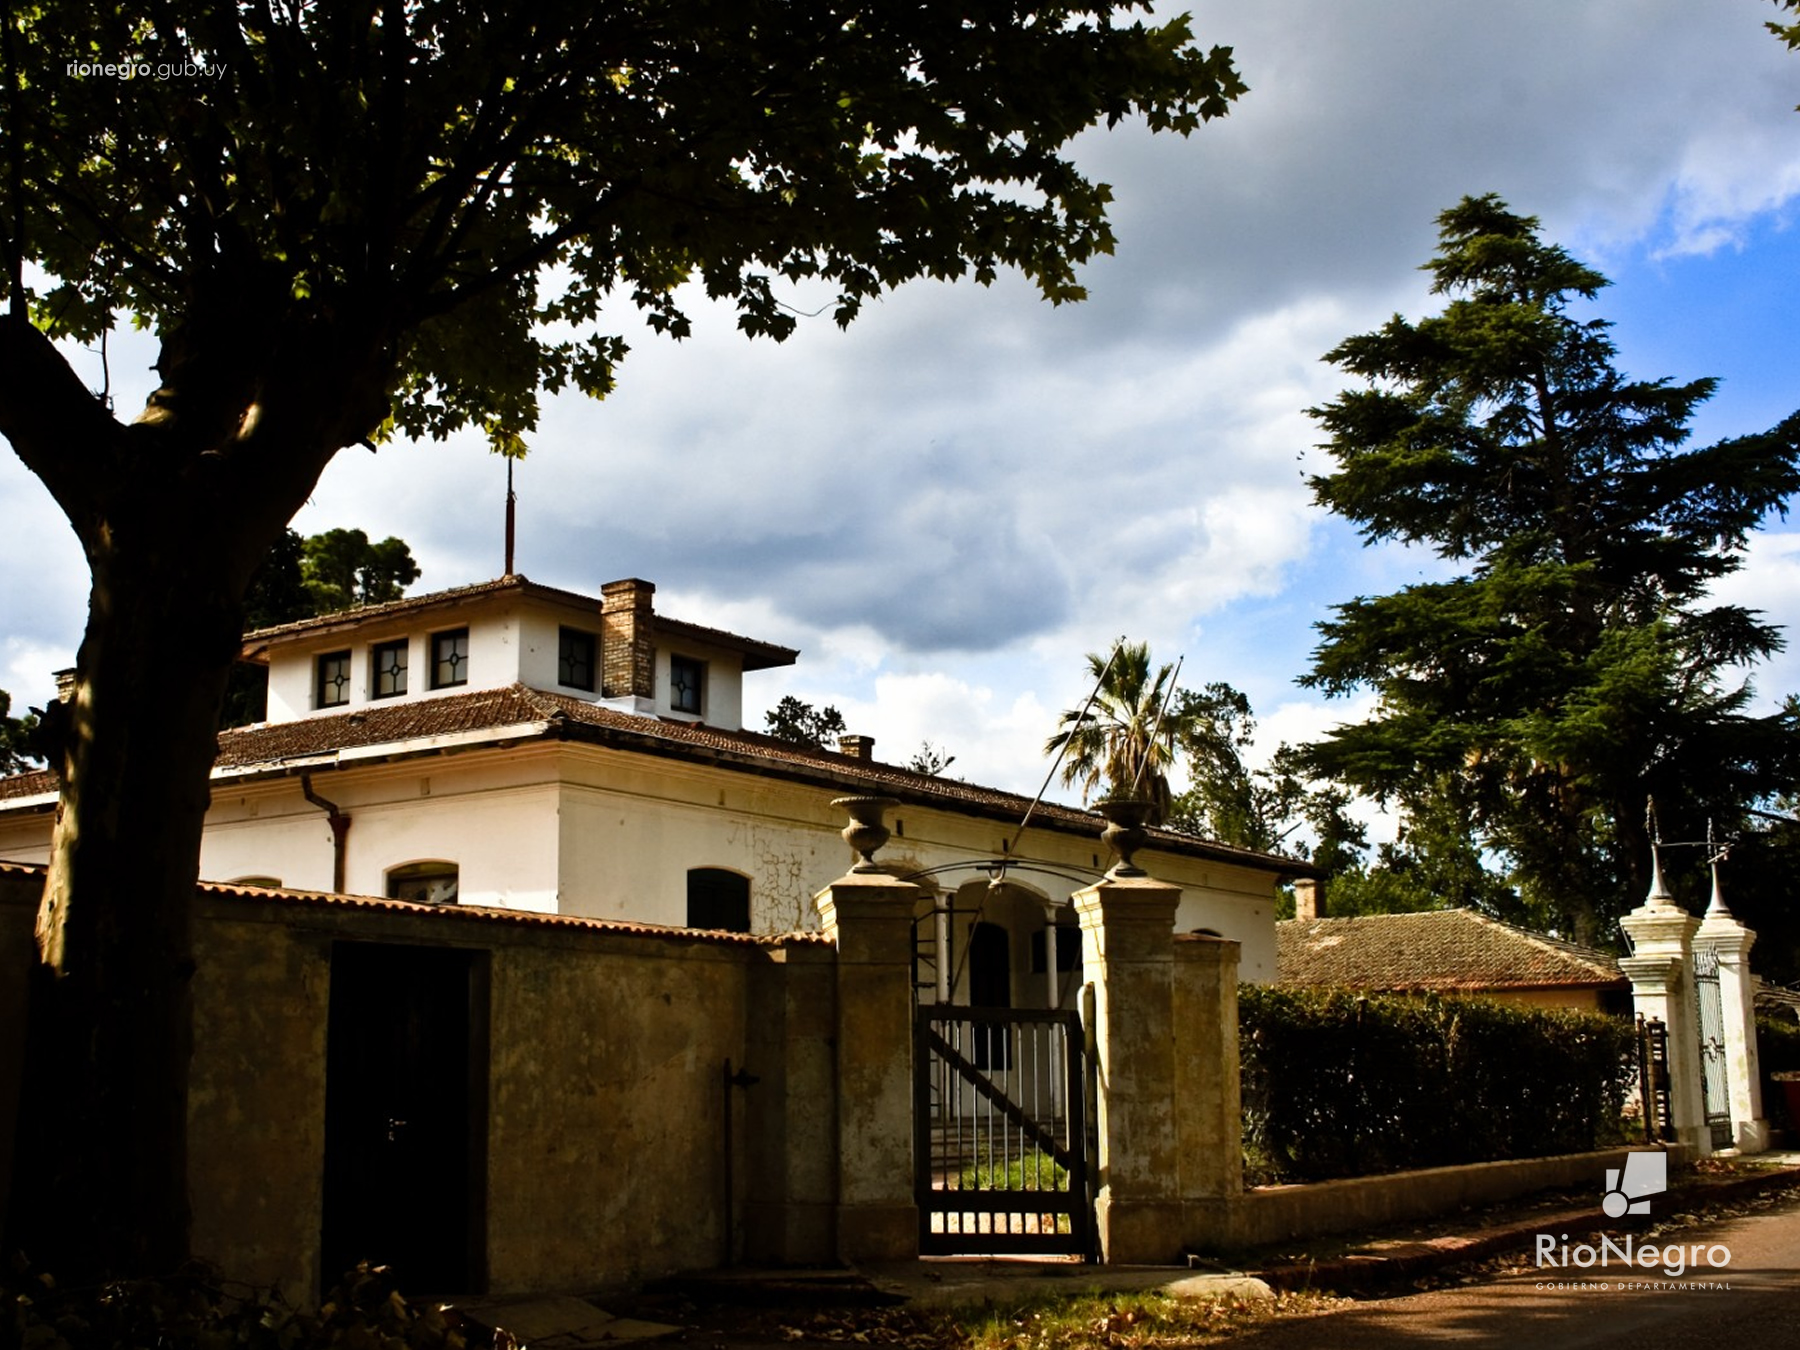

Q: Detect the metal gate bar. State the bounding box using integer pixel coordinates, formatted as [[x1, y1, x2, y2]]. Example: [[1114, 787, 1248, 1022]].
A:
[[914, 1004, 1095, 1258], [1693, 949, 1733, 1150]]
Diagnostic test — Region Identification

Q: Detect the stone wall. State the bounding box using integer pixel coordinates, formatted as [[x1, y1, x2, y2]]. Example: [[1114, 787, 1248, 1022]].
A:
[[6, 857, 1654, 1289], [1219, 1144, 1693, 1251], [0, 865, 838, 1301]]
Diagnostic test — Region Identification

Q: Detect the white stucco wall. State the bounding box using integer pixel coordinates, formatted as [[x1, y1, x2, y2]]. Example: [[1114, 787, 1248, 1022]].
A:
[[547, 745, 1279, 979], [556, 759, 841, 931], [201, 763, 561, 911], [651, 642, 745, 729], [0, 738, 1283, 981], [0, 810, 50, 867]]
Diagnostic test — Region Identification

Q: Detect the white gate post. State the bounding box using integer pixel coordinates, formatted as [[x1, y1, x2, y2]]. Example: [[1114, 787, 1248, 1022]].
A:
[[1619, 848, 1709, 1157], [1693, 864, 1769, 1154]]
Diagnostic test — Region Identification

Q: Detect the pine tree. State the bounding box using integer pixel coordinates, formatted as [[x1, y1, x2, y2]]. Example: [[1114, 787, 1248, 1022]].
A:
[[1301, 195, 1800, 943]]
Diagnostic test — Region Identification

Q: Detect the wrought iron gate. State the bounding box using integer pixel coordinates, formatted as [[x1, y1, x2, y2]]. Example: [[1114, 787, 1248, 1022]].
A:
[[914, 1004, 1097, 1257], [1692, 948, 1733, 1150]]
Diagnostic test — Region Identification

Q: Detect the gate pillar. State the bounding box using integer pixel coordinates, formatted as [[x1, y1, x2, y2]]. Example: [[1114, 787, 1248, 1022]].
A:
[[817, 862, 922, 1261], [1695, 897, 1769, 1154], [1619, 877, 1709, 1157], [1074, 873, 1186, 1263], [1172, 934, 1243, 1215]]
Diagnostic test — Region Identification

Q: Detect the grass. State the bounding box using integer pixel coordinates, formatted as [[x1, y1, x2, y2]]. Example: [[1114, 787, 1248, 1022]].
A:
[[956, 1150, 1070, 1193], [953, 1289, 1344, 1350]]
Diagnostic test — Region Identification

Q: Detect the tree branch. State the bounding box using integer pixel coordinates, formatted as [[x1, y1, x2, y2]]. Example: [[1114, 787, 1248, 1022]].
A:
[[0, 317, 125, 527]]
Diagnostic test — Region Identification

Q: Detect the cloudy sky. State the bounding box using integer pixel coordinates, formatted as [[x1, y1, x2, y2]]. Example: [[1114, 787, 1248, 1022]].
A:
[[7, 0, 1800, 821]]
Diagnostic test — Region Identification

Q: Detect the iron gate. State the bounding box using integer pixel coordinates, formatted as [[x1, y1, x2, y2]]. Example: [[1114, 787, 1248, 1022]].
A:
[[1693, 948, 1733, 1149], [914, 1004, 1096, 1257]]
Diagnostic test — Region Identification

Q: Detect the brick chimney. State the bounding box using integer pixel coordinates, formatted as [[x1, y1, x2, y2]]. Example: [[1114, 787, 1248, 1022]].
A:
[[600, 579, 656, 701], [838, 734, 876, 760], [53, 668, 76, 704], [1292, 878, 1323, 921]]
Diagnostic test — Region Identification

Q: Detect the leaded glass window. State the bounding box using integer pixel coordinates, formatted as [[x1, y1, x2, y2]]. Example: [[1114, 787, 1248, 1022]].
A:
[[559, 627, 596, 691], [670, 654, 704, 714], [431, 628, 469, 688], [371, 639, 408, 699], [317, 650, 351, 708]]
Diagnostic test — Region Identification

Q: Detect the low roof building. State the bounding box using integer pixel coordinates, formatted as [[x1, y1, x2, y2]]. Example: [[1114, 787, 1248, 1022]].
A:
[[1276, 908, 1631, 1014]]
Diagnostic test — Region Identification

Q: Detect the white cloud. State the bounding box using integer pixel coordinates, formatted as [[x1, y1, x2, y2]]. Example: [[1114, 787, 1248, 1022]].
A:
[[8, 0, 1800, 837], [1706, 529, 1800, 709]]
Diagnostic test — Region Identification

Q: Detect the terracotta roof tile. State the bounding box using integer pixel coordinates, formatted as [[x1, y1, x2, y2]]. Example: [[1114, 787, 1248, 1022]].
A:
[[217, 684, 565, 765], [1756, 983, 1800, 1018], [243, 575, 546, 643], [1275, 908, 1626, 991], [0, 768, 55, 802]]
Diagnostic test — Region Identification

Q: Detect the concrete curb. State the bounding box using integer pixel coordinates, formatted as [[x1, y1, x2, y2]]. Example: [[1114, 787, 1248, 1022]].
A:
[[1249, 1163, 1800, 1293]]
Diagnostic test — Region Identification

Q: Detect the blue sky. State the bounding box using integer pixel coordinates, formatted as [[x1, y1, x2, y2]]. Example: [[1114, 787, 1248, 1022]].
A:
[[6, 0, 1800, 824]]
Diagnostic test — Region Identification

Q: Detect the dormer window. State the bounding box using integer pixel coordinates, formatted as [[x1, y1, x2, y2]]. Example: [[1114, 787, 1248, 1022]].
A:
[[559, 627, 597, 692], [316, 651, 351, 708], [431, 628, 469, 689], [371, 639, 408, 699], [670, 654, 704, 714]]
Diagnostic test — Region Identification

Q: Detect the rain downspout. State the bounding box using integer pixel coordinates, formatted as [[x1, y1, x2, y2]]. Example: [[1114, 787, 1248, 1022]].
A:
[[300, 771, 351, 894]]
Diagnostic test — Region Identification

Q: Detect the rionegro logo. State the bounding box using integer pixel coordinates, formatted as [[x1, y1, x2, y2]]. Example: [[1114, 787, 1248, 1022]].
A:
[[1533, 1154, 1731, 1280]]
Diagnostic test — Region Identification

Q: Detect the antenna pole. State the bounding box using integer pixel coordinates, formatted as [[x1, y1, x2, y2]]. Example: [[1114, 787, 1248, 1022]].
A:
[[504, 456, 517, 576]]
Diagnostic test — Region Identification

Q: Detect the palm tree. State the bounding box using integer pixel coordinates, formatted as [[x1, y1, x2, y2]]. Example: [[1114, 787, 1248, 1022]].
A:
[[1045, 640, 1187, 825]]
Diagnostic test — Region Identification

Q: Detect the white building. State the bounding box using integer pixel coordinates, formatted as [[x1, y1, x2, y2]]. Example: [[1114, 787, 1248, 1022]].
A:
[[0, 574, 1310, 991]]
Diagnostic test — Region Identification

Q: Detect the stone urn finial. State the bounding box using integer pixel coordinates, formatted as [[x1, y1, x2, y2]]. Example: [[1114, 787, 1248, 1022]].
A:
[[1095, 797, 1152, 879], [832, 795, 898, 873]]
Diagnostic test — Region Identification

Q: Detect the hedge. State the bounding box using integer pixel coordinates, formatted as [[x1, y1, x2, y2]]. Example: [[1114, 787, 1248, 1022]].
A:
[[1239, 986, 1638, 1184]]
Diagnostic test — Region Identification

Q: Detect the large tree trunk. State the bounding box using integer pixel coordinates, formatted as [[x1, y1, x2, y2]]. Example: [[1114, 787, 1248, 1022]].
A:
[[8, 543, 250, 1275], [0, 313, 393, 1279]]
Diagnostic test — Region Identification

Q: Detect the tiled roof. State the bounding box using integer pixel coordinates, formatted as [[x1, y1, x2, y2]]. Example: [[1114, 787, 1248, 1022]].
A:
[[0, 860, 831, 948], [239, 574, 798, 669], [1757, 982, 1800, 1019], [0, 683, 1317, 876], [1276, 908, 1626, 992], [217, 684, 567, 765], [244, 575, 539, 641], [0, 768, 55, 803]]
